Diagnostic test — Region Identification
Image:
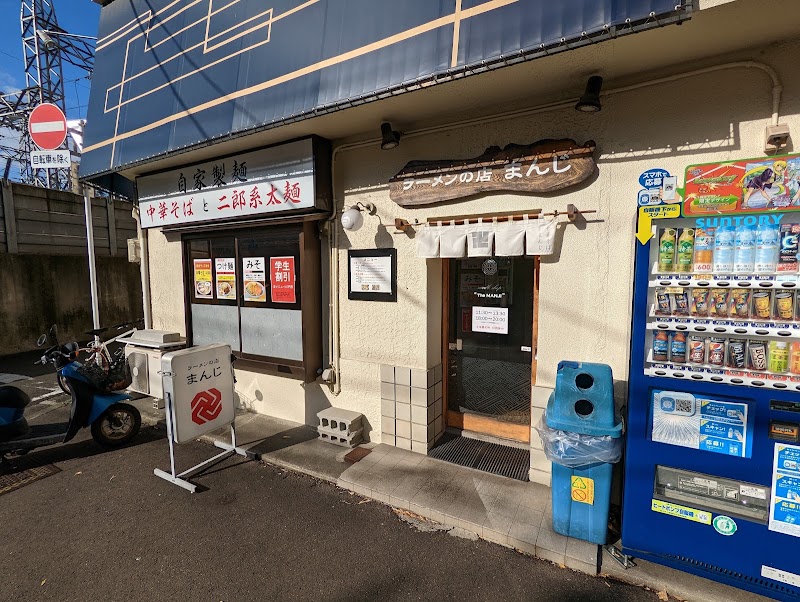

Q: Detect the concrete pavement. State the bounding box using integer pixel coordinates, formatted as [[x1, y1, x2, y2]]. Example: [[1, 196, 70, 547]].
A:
[[0, 362, 772, 602], [0, 413, 666, 602]]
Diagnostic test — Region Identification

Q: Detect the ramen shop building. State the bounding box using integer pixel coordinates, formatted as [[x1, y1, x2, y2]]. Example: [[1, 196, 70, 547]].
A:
[[82, 0, 800, 489]]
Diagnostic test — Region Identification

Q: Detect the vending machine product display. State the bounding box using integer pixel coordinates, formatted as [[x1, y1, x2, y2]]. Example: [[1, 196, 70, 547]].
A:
[[623, 156, 800, 601]]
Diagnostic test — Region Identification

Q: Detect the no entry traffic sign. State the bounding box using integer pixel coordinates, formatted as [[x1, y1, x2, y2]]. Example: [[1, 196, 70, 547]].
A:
[[28, 103, 67, 151]]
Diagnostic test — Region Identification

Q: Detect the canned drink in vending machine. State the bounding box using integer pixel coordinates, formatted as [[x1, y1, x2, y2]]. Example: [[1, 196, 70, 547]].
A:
[[708, 337, 726, 367], [726, 339, 747, 369], [655, 288, 672, 315], [688, 336, 707, 365], [748, 340, 768, 372], [774, 291, 794, 321]]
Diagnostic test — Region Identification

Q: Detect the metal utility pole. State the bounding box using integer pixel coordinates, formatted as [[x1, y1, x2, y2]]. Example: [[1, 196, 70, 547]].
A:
[[0, 1, 94, 190]]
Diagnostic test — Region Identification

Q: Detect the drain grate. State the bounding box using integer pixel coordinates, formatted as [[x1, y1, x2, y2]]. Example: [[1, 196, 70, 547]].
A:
[[0, 464, 61, 496], [428, 433, 529, 481]]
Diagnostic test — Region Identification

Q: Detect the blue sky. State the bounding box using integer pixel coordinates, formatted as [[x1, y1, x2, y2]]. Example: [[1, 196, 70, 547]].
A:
[[0, 0, 100, 121]]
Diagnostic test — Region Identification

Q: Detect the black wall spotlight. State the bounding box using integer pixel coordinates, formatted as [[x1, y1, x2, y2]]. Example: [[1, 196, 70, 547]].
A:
[[380, 122, 401, 150], [575, 76, 603, 113]]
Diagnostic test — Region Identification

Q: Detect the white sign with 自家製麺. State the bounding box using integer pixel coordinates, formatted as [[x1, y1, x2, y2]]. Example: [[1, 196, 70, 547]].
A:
[[137, 139, 317, 228], [472, 306, 509, 334]]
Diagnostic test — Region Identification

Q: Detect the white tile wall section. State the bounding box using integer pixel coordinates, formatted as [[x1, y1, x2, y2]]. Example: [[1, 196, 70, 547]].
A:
[[380, 364, 443, 455], [396, 420, 411, 439], [395, 367, 411, 387], [529, 385, 554, 486], [396, 402, 411, 422], [395, 385, 411, 403]]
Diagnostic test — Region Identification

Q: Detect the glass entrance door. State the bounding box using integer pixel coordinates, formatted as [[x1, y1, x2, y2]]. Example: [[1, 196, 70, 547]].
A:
[[445, 257, 535, 442]]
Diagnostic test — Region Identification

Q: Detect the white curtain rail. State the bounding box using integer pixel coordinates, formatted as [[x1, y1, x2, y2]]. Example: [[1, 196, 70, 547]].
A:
[[393, 205, 596, 232]]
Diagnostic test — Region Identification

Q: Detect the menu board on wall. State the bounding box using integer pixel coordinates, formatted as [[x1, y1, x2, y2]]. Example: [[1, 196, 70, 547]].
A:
[[348, 249, 397, 302], [270, 257, 296, 304], [193, 259, 212, 299], [215, 257, 236, 299], [243, 257, 266, 302]]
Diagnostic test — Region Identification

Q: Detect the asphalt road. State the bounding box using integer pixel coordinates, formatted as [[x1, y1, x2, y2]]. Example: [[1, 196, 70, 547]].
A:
[[0, 406, 669, 602]]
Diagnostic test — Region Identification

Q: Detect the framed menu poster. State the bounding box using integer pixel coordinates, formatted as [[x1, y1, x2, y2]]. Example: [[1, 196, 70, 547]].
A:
[[348, 249, 397, 302]]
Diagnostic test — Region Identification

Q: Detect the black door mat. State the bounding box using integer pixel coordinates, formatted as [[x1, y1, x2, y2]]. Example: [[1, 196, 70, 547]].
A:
[[428, 433, 530, 482], [0, 463, 61, 496]]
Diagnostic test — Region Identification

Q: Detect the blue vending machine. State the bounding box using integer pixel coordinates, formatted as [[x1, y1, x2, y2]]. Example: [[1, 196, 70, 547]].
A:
[[622, 156, 800, 601]]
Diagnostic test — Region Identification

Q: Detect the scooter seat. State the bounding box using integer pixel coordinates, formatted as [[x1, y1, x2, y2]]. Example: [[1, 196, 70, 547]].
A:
[[0, 385, 30, 409]]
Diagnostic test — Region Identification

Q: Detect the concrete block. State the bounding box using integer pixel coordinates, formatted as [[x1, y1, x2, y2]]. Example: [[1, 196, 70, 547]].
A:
[[318, 428, 363, 447], [434, 381, 442, 400], [381, 398, 395, 418], [380, 364, 395, 383], [380, 381, 395, 400], [383, 433, 396, 446], [317, 407, 364, 436], [395, 384, 411, 404], [435, 415, 443, 436], [433, 398, 442, 417], [381, 416, 395, 435], [396, 420, 411, 440], [426, 403, 436, 424], [434, 364, 443, 384], [410, 386, 433, 407], [410, 368, 428, 389], [396, 436, 412, 451], [395, 366, 411, 387], [396, 402, 411, 422]]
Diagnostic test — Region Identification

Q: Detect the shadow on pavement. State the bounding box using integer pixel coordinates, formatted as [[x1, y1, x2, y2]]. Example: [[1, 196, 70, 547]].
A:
[[243, 425, 318, 458], [2, 426, 164, 474]]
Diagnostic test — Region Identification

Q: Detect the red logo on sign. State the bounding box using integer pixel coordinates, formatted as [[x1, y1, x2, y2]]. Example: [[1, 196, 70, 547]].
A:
[[190, 388, 223, 425], [28, 103, 68, 151]]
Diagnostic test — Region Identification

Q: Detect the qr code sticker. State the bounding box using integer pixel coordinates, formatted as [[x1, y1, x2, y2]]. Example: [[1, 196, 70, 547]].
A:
[[675, 398, 693, 413]]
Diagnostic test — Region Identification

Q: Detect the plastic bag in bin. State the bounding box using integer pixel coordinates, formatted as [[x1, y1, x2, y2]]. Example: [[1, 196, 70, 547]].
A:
[[534, 416, 624, 468]]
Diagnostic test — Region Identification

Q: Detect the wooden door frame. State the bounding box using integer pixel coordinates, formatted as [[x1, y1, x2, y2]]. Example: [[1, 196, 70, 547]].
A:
[[441, 257, 539, 443]]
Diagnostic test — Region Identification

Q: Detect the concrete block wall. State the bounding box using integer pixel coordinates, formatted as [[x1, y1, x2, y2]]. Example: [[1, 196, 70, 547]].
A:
[[380, 364, 444, 453]]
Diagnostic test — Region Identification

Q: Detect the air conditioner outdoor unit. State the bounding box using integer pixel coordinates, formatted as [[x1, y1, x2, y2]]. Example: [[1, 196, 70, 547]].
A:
[[120, 330, 186, 409]]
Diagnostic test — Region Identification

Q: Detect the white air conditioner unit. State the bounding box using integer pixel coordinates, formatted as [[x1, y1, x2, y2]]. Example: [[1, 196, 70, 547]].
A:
[[121, 330, 186, 407]]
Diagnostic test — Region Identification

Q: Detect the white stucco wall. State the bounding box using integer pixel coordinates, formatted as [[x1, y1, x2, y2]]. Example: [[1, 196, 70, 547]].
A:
[[145, 38, 800, 442]]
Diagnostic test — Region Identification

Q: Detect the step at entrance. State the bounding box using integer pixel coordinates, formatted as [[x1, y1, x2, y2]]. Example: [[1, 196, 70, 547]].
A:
[[428, 432, 530, 481]]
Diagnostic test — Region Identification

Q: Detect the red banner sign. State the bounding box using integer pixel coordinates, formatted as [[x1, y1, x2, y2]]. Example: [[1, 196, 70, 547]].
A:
[[270, 256, 296, 303]]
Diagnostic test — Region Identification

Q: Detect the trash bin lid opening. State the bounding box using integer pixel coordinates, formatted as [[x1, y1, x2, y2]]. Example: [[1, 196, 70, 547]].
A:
[[575, 399, 594, 417], [575, 373, 594, 390]]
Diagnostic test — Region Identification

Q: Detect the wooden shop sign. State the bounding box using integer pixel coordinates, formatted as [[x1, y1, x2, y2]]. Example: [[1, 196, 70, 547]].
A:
[[389, 139, 596, 207]]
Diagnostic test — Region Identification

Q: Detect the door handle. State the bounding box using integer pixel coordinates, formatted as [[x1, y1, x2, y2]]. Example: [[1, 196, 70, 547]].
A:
[[448, 339, 463, 351]]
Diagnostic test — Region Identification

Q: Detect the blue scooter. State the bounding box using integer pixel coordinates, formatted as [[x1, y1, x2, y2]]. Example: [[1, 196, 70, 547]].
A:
[[0, 327, 141, 464]]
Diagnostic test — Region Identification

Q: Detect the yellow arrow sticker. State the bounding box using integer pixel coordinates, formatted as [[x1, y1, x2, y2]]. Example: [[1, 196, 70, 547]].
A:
[[637, 204, 681, 244]]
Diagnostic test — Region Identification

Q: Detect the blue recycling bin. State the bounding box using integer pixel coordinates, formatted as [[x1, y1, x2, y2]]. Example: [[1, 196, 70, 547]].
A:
[[545, 361, 623, 545]]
